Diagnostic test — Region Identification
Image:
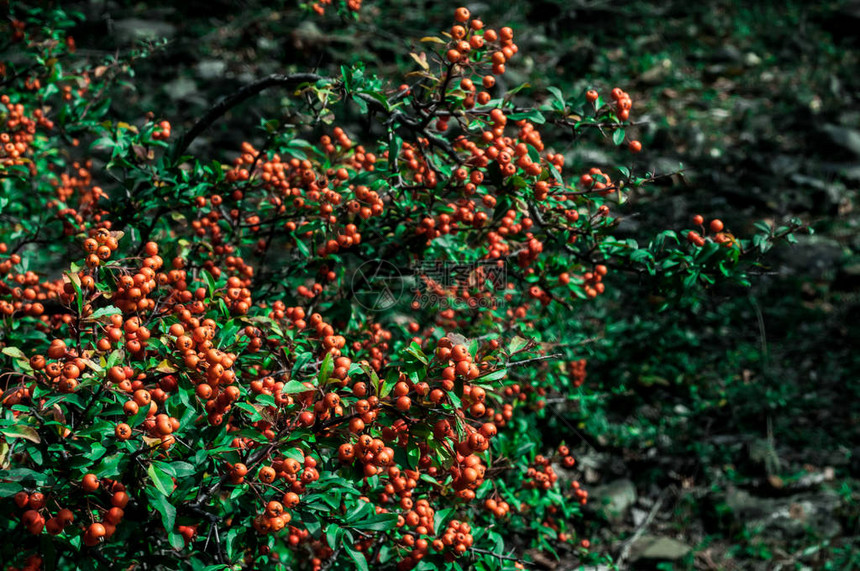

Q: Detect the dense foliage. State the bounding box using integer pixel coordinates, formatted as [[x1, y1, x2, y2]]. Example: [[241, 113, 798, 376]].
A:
[[0, 3, 805, 570]]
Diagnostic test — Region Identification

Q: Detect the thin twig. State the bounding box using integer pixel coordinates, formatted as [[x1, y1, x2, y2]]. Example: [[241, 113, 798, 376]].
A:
[[507, 353, 562, 368], [615, 487, 672, 568], [469, 546, 535, 567]]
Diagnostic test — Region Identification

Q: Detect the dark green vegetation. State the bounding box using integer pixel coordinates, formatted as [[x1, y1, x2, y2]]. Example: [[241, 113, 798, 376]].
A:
[[2, 0, 858, 569], [530, 1, 860, 568]]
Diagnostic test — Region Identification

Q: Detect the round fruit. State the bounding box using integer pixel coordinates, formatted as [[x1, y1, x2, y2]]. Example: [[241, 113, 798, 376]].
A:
[[82, 473, 99, 492], [115, 423, 132, 440]]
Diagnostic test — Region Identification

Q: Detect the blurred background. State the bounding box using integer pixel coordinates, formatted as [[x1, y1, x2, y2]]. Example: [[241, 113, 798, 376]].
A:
[[56, 0, 860, 567]]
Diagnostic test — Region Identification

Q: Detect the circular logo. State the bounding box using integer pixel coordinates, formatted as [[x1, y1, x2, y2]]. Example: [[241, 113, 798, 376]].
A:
[[350, 259, 404, 311]]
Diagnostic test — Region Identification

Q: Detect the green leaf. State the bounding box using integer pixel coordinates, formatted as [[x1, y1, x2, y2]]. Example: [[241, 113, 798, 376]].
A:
[[696, 241, 721, 263], [168, 531, 184, 550], [508, 336, 529, 355], [360, 361, 381, 395], [234, 402, 263, 421], [754, 221, 773, 234], [283, 380, 311, 394], [325, 524, 343, 549], [256, 394, 276, 407], [547, 86, 565, 107], [683, 271, 699, 289], [106, 349, 125, 369], [0, 481, 23, 497], [2, 467, 48, 484], [547, 163, 563, 184], [318, 352, 334, 385], [379, 370, 396, 399], [293, 351, 314, 377], [631, 249, 654, 264], [0, 424, 40, 444], [148, 462, 174, 496], [91, 453, 125, 477], [434, 507, 454, 533], [404, 342, 428, 365], [304, 513, 322, 536], [507, 82, 532, 96], [147, 487, 176, 532], [2, 347, 27, 361], [66, 273, 83, 314], [201, 270, 216, 297], [85, 442, 107, 461], [476, 368, 507, 383], [613, 128, 625, 145], [350, 512, 398, 531], [354, 96, 368, 114], [345, 543, 369, 571], [162, 461, 196, 478], [85, 305, 122, 320], [359, 89, 391, 113], [507, 108, 545, 124]]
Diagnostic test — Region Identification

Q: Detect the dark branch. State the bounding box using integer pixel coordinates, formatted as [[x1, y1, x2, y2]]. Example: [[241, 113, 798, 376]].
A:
[[170, 73, 331, 162], [507, 353, 562, 368]]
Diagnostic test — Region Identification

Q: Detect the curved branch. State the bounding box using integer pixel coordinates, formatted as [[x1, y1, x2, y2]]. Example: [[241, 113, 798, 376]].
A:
[[170, 73, 331, 162]]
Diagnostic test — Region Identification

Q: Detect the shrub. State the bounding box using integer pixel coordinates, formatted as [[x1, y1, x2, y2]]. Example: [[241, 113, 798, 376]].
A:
[[0, 4, 802, 570]]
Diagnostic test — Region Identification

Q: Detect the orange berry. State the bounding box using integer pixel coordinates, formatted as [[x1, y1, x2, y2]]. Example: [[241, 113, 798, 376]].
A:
[[115, 423, 132, 440], [82, 473, 99, 492]]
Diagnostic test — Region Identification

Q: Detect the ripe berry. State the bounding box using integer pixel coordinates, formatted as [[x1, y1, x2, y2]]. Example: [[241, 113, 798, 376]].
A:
[[395, 396, 411, 411], [266, 501, 284, 517], [82, 473, 99, 492], [111, 491, 129, 508], [115, 423, 132, 440], [451, 344, 470, 362], [88, 522, 106, 538], [14, 491, 29, 508], [258, 466, 277, 483], [106, 507, 124, 524]]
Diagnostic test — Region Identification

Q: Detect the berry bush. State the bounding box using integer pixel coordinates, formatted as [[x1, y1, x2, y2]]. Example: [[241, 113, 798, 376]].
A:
[[0, 4, 804, 570]]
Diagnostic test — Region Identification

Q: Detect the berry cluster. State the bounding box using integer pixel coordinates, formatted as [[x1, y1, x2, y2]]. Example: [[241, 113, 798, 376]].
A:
[[687, 215, 734, 247], [0, 4, 777, 570]]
